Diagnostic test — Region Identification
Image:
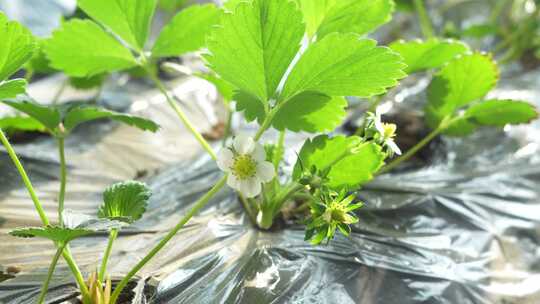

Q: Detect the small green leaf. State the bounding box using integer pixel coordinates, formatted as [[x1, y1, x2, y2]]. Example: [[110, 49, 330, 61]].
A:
[[77, 0, 157, 50], [45, 20, 138, 77], [466, 99, 538, 126], [0, 79, 27, 100], [272, 92, 347, 133], [0, 12, 36, 81], [98, 181, 151, 223], [206, 0, 305, 102], [152, 4, 220, 58], [317, 0, 394, 39], [9, 226, 94, 244], [293, 135, 385, 189], [0, 115, 46, 133], [425, 53, 499, 129], [281, 33, 406, 101], [62, 106, 160, 133], [389, 38, 469, 73], [442, 117, 476, 137], [1, 99, 61, 131]]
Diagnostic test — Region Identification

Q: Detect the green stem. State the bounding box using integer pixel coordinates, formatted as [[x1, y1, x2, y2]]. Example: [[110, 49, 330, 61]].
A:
[[98, 229, 118, 282], [52, 80, 67, 105], [110, 175, 228, 304], [0, 129, 49, 225], [273, 130, 285, 171], [239, 194, 257, 224], [37, 245, 65, 304], [0, 129, 90, 299], [379, 124, 445, 174], [145, 67, 217, 160], [222, 108, 233, 147], [413, 0, 434, 39], [57, 137, 67, 226]]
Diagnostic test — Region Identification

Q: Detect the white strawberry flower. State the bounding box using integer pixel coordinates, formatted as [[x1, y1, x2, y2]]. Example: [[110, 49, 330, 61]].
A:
[[368, 109, 402, 157], [217, 135, 275, 198]]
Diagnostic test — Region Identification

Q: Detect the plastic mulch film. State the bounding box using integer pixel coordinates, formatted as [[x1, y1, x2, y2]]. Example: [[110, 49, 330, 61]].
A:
[[1, 66, 540, 303]]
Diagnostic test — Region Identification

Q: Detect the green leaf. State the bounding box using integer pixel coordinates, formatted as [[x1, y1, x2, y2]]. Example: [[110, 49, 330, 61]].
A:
[[425, 53, 499, 129], [77, 0, 157, 50], [234, 90, 266, 123], [196, 73, 235, 102], [69, 74, 107, 90], [1, 99, 61, 131], [0, 13, 36, 81], [461, 23, 497, 38], [0, 115, 46, 133], [296, 0, 337, 38], [159, 0, 189, 12], [272, 92, 347, 133], [98, 181, 151, 223], [9, 226, 94, 244], [317, 0, 395, 39], [152, 4, 220, 57], [45, 20, 138, 77], [205, 0, 305, 102], [466, 99, 538, 126], [0, 79, 27, 100], [62, 106, 160, 133], [293, 135, 385, 189], [389, 39, 469, 73], [1, 100, 160, 134], [281, 33, 406, 101]]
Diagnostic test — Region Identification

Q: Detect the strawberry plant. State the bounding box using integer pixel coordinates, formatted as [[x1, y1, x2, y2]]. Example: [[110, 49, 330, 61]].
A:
[[0, 0, 538, 303]]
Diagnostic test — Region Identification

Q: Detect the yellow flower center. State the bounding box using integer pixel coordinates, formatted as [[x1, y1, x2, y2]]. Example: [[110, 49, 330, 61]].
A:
[[232, 155, 257, 180], [382, 123, 397, 138]]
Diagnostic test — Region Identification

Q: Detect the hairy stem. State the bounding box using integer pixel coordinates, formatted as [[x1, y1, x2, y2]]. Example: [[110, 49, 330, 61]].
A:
[[146, 68, 217, 160], [110, 175, 228, 304], [0, 129, 90, 299], [239, 194, 257, 224], [57, 137, 67, 226], [38, 245, 65, 304], [413, 0, 434, 39], [379, 124, 444, 174], [99, 228, 118, 282]]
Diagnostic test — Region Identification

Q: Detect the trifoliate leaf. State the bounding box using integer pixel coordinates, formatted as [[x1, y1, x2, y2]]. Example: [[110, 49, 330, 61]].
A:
[[196, 73, 235, 102], [425, 53, 499, 129], [62, 106, 160, 133], [389, 39, 469, 73], [272, 92, 347, 133], [1, 99, 61, 131], [466, 99, 538, 126], [293, 135, 385, 189], [0, 79, 27, 100], [316, 0, 395, 39], [77, 0, 157, 50], [233, 90, 266, 123], [1, 100, 160, 134], [152, 4, 220, 58], [0, 13, 35, 81], [0, 115, 46, 133], [45, 20, 138, 77], [205, 0, 305, 102], [9, 226, 94, 244], [281, 33, 406, 101], [98, 181, 151, 223]]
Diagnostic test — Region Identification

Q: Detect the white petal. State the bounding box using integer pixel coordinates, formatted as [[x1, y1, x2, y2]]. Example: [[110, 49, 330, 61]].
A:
[[375, 119, 384, 135], [227, 174, 240, 191], [251, 143, 266, 162], [386, 140, 402, 155], [217, 148, 234, 172], [234, 135, 255, 155], [256, 161, 275, 183], [240, 178, 261, 198]]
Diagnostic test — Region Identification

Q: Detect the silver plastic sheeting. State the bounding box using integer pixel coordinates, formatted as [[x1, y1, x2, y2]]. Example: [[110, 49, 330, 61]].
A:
[[0, 67, 540, 304]]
